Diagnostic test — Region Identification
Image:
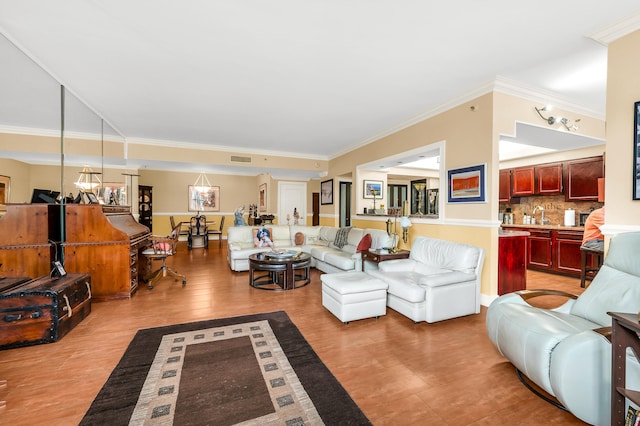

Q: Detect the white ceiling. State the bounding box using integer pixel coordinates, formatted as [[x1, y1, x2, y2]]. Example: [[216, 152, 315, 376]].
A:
[[1, 1, 639, 177]]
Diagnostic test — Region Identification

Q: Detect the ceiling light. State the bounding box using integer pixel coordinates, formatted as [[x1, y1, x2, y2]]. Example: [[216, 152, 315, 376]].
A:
[[535, 106, 581, 132], [193, 172, 211, 192], [75, 166, 102, 191]]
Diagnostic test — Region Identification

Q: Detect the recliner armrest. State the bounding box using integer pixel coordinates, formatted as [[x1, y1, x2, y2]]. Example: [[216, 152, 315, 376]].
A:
[[418, 271, 475, 287]]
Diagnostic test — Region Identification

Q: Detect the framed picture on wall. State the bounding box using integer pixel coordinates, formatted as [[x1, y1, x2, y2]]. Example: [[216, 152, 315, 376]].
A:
[[447, 164, 486, 203], [259, 183, 267, 212], [321, 179, 333, 205], [634, 101, 640, 200], [189, 185, 220, 212], [363, 180, 383, 199]]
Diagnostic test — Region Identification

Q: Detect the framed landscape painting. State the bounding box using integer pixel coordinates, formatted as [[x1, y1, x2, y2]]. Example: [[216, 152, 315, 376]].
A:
[[447, 164, 486, 203], [363, 180, 383, 199]]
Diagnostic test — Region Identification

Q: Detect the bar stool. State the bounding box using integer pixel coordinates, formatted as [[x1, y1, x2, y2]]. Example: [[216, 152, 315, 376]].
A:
[[580, 245, 604, 288]]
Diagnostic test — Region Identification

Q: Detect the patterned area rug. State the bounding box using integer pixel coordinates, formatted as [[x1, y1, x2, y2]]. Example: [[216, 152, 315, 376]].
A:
[[80, 311, 370, 425]]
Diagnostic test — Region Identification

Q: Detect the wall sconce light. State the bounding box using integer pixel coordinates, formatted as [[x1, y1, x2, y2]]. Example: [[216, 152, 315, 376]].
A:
[[400, 216, 412, 243], [75, 166, 102, 191], [534, 106, 580, 132]]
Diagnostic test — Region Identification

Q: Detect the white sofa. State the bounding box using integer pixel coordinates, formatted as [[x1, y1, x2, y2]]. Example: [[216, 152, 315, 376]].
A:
[[226, 225, 395, 273], [486, 231, 640, 426], [367, 236, 485, 323]]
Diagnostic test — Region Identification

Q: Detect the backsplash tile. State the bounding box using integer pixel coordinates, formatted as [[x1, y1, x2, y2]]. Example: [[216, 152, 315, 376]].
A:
[[500, 195, 603, 226]]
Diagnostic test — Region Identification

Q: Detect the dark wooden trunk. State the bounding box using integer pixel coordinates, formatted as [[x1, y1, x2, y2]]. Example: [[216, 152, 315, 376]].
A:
[[0, 273, 91, 350]]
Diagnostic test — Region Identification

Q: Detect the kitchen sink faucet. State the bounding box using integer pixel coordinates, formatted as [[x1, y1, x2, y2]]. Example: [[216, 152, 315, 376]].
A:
[[533, 205, 549, 225]]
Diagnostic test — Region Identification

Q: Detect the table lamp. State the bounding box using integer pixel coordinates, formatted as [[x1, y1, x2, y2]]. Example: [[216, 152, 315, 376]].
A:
[[400, 216, 412, 243]]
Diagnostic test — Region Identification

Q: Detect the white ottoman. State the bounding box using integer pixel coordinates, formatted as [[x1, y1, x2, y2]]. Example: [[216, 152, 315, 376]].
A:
[[321, 272, 389, 323]]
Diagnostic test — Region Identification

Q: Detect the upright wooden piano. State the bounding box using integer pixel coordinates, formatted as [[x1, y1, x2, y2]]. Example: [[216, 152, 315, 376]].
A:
[[0, 204, 54, 279], [62, 205, 150, 301]]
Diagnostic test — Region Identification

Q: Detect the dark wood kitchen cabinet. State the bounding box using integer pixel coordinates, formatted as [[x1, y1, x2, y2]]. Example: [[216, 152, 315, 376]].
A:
[[498, 232, 528, 295], [536, 162, 563, 195], [504, 226, 585, 278], [511, 167, 535, 197], [527, 229, 552, 269], [564, 156, 604, 201], [499, 169, 511, 202], [554, 230, 584, 275]]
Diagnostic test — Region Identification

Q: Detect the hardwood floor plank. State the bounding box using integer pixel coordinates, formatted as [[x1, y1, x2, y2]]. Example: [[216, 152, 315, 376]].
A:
[[0, 242, 587, 425]]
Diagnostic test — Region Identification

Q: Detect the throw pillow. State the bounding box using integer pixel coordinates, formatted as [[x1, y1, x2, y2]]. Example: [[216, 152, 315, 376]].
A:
[[153, 242, 171, 252], [356, 233, 372, 253], [253, 227, 274, 247], [294, 232, 305, 246], [333, 227, 352, 249]]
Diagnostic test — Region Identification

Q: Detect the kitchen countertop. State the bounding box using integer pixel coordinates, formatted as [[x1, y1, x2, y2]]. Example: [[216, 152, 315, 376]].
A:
[[502, 224, 585, 232], [499, 229, 530, 237]]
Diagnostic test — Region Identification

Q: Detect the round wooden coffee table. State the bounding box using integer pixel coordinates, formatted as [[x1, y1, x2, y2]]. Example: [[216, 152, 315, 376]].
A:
[[249, 252, 311, 290]]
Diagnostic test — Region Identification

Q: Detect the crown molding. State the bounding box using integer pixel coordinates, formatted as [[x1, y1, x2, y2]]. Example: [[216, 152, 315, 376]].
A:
[[492, 76, 605, 120], [589, 12, 640, 45], [126, 136, 328, 161], [330, 76, 604, 161]]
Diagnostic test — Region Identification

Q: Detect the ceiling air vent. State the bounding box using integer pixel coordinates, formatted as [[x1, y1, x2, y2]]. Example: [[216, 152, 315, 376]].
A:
[[230, 155, 252, 164]]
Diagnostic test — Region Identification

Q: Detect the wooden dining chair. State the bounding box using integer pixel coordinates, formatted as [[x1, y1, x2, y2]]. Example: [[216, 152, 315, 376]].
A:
[[169, 216, 189, 239], [208, 216, 225, 248]]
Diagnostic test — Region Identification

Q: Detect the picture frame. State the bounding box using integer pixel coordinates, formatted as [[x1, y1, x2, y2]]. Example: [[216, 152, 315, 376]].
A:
[[363, 180, 383, 199], [189, 185, 220, 212], [259, 183, 267, 212], [84, 191, 100, 204], [634, 101, 640, 200], [321, 179, 333, 205], [447, 164, 486, 203]]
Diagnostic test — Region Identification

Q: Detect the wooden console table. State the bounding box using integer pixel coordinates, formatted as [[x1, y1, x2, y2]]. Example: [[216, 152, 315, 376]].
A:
[[609, 312, 640, 425], [361, 249, 410, 271]]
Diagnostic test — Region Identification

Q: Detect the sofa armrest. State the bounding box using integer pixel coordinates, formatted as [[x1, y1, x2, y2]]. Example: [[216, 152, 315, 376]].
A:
[[378, 259, 416, 272], [418, 271, 475, 287]]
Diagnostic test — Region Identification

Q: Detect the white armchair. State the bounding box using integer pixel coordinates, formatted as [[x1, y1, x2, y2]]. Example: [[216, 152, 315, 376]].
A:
[[367, 236, 484, 323], [486, 231, 640, 426]]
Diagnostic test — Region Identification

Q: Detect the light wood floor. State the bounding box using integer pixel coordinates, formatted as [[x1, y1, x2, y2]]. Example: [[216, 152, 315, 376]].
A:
[[0, 242, 588, 425]]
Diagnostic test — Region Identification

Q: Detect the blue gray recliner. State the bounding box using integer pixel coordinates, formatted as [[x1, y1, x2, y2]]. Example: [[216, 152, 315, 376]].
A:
[[486, 231, 640, 426]]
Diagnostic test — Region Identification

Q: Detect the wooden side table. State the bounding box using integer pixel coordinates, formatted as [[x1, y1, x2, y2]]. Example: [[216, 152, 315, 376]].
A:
[[361, 249, 410, 271], [609, 312, 640, 425]]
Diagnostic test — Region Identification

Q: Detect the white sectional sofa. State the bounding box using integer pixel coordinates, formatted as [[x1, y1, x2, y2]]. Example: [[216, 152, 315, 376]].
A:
[[226, 225, 395, 273], [367, 236, 485, 323]]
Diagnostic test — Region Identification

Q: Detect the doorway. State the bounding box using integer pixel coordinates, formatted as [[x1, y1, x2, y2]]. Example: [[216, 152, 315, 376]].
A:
[[312, 192, 320, 225], [339, 181, 351, 227]]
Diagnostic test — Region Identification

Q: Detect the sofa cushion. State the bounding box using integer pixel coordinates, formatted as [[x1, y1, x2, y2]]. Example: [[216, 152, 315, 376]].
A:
[[294, 232, 305, 245], [324, 252, 357, 271], [367, 271, 426, 303], [310, 246, 335, 261], [253, 227, 273, 247], [334, 227, 352, 248], [319, 226, 338, 244], [356, 233, 372, 253]]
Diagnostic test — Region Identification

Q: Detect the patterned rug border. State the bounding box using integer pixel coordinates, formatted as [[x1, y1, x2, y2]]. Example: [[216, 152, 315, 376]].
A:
[[80, 310, 371, 425]]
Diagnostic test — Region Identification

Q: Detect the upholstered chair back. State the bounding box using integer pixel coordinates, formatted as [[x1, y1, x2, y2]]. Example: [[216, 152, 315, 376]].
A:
[[570, 231, 640, 327], [410, 236, 481, 275]]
